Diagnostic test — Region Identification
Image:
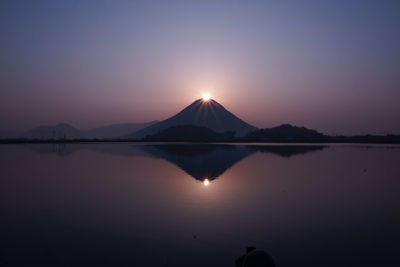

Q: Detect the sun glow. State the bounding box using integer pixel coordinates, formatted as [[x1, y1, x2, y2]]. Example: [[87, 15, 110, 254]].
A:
[[203, 179, 210, 186], [202, 93, 211, 101]]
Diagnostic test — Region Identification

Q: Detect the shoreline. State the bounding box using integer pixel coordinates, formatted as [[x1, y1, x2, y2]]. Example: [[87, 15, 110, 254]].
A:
[[1, 139, 400, 145]]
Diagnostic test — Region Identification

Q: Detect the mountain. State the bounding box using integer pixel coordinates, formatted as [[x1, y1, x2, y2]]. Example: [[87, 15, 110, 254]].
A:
[[143, 125, 234, 141], [21, 123, 84, 140], [18, 121, 157, 140], [130, 99, 256, 138], [85, 121, 157, 139], [244, 124, 329, 142]]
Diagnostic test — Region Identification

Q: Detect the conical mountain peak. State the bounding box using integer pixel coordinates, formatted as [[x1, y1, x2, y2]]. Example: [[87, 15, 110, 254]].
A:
[[131, 98, 257, 138]]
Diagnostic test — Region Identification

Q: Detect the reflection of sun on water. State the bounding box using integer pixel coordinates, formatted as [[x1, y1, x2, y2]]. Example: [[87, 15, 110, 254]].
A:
[[203, 179, 210, 186]]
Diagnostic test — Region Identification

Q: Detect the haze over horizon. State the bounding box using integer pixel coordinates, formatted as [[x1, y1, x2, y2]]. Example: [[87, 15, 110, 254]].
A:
[[1, 0, 400, 135]]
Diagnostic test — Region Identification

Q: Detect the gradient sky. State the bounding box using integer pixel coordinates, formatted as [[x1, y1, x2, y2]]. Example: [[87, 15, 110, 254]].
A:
[[1, 0, 399, 134]]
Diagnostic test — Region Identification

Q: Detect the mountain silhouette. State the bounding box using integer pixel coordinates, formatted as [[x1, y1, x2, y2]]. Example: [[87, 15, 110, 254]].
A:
[[130, 99, 257, 138], [245, 124, 329, 142], [84, 121, 158, 139], [143, 125, 234, 141], [19, 121, 157, 140]]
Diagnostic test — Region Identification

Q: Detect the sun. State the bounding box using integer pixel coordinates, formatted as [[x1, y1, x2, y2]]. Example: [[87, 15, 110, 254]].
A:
[[202, 93, 211, 101], [203, 179, 210, 186]]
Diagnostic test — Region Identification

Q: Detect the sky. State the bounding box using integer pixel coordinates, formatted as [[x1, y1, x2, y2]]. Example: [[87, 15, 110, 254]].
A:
[[1, 0, 399, 135]]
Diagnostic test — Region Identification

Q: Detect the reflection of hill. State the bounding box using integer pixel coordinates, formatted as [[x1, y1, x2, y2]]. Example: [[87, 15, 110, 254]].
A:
[[25, 143, 80, 157], [140, 144, 253, 181], [249, 145, 326, 157], [24, 143, 147, 157]]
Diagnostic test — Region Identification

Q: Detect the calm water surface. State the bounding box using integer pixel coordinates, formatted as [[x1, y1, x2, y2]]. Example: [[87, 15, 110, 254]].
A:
[[0, 143, 399, 266]]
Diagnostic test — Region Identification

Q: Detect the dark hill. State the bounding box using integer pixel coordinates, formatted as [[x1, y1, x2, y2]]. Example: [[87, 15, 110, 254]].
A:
[[245, 124, 329, 142], [143, 125, 234, 141], [21, 123, 84, 139], [85, 121, 157, 139]]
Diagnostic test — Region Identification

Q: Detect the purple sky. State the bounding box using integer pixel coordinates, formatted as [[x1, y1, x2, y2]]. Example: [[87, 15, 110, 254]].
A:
[[1, 0, 399, 135]]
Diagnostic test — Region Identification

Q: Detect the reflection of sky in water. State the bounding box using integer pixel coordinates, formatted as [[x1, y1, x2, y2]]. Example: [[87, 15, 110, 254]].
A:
[[0, 144, 399, 266]]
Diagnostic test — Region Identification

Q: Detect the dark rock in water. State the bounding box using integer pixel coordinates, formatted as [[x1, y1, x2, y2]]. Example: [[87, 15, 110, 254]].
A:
[[243, 250, 275, 267], [236, 247, 275, 267]]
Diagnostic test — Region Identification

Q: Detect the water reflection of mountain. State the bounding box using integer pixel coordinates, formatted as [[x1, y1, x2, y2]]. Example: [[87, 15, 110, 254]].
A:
[[140, 145, 253, 181], [140, 144, 326, 181], [25, 143, 326, 181], [249, 145, 325, 157]]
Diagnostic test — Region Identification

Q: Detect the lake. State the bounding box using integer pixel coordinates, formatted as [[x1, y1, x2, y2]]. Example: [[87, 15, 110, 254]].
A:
[[0, 143, 399, 266]]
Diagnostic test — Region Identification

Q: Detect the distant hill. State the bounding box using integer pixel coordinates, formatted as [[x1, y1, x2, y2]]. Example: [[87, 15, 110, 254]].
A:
[[19, 121, 157, 140], [142, 123, 329, 142], [331, 134, 400, 144], [244, 124, 329, 142], [130, 99, 257, 138], [20, 123, 84, 140], [143, 125, 235, 141], [85, 121, 157, 139], [16, 123, 328, 142]]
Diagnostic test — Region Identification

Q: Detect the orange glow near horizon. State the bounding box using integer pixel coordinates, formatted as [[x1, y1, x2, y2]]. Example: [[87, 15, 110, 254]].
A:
[[203, 179, 210, 186]]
